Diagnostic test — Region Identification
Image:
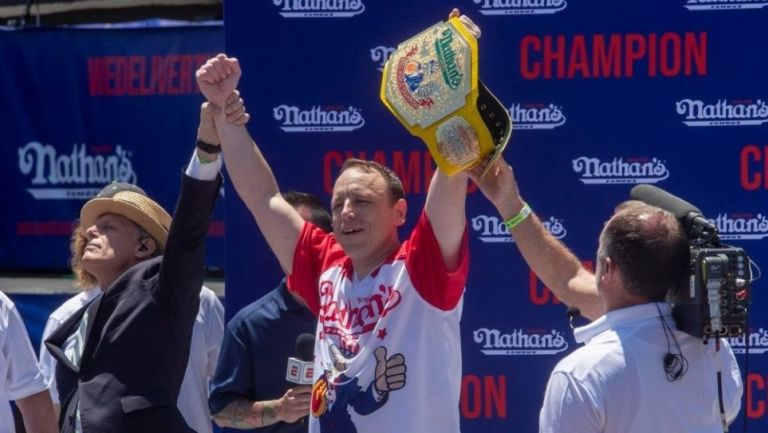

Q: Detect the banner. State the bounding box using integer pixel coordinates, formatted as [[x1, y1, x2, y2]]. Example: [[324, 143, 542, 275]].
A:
[[0, 25, 225, 270], [223, 1, 768, 431]]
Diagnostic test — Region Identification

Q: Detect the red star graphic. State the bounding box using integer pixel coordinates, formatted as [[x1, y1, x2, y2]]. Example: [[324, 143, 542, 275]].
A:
[[377, 328, 388, 340]]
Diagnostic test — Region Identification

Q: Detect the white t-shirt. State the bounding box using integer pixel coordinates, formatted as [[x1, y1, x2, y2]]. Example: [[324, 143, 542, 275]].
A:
[[1, 291, 49, 433], [39, 286, 224, 433], [289, 212, 469, 433], [539, 302, 743, 433]]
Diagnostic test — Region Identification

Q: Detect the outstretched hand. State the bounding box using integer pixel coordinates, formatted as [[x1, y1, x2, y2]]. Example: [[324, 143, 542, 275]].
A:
[[468, 159, 525, 218], [196, 54, 242, 108]]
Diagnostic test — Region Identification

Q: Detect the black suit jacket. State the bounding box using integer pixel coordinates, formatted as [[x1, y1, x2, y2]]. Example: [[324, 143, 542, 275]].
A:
[[46, 174, 221, 433]]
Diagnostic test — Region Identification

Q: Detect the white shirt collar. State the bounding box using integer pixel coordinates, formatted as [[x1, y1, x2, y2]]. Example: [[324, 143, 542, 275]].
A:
[[574, 302, 672, 344]]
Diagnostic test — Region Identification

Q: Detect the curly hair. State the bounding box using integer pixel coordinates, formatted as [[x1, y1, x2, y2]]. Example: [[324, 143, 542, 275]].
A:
[[70, 223, 97, 289]]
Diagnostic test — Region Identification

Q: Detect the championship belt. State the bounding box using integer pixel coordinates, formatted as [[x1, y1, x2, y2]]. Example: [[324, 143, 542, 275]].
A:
[[380, 17, 511, 176]]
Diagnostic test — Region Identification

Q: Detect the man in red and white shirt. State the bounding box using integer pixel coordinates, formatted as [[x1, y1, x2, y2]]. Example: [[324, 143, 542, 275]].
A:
[[196, 15, 475, 429]]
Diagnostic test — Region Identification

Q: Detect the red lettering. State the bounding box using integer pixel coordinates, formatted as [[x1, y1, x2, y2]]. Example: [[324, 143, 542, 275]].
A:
[[659, 33, 681, 77], [567, 35, 589, 79], [740, 145, 767, 190], [392, 150, 423, 194], [747, 373, 765, 418], [323, 151, 344, 193], [165, 55, 180, 94], [647, 33, 657, 77], [460, 375, 507, 419], [520, 35, 541, 80], [179, 55, 193, 94], [685, 32, 707, 76], [543, 35, 566, 79], [87, 57, 105, 96], [592, 34, 622, 78], [322, 150, 470, 196], [126, 56, 143, 95], [624, 33, 646, 78]]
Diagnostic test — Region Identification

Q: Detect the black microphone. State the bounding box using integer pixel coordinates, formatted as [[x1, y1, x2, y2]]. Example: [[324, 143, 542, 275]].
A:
[[629, 184, 717, 241], [566, 307, 581, 329], [296, 333, 315, 362], [286, 333, 315, 385]]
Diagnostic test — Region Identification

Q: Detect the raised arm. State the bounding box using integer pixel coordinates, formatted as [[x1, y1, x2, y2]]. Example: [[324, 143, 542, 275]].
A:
[[196, 54, 303, 274], [422, 8, 481, 271], [424, 170, 469, 270], [470, 160, 603, 320]]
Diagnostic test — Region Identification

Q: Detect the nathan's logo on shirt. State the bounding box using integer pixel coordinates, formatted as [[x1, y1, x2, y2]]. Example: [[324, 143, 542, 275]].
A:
[[471, 214, 566, 243], [273, 105, 365, 132], [473, 0, 567, 15], [728, 329, 768, 354], [684, 0, 768, 10], [473, 327, 569, 355], [18, 142, 137, 200], [508, 103, 566, 130], [709, 212, 768, 240], [272, 0, 365, 17], [370, 45, 395, 72], [318, 281, 402, 336], [572, 156, 670, 185], [676, 99, 768, 126]]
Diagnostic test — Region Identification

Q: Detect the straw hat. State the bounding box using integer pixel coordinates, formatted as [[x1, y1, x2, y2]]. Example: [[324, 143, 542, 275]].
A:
[[80, 191, 172, 250]]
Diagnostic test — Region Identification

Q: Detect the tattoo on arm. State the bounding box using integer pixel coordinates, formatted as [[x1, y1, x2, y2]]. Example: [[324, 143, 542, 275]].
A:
[[262, 401, 278, 426], [213, 399, 258, 429]]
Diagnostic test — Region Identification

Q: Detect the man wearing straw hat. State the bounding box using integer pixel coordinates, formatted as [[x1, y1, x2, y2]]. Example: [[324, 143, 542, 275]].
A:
[[44, 93, 248, 433]]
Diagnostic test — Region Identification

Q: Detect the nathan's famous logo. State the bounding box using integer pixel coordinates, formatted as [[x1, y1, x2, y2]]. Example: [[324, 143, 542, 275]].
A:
[[709, 212, 768, 240], [435, 28, 463, 90], [572, 156, 670, 185], [676, 99, 768, 126], [474, 0, 567, 15], [684, 0, 768, 10], [471, 214, 566, 243], [508, 103, 566, 130], [473, 327, 569, 355], [273, 105, 365, 132], [729, 329, 768, 354], [18, 142, 136, 200], [272, 0, 365, 18], [318, 281, 402, 336], [370, 45, 395, 72]]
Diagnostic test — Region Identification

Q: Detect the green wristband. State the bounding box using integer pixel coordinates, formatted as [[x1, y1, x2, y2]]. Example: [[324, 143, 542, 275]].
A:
[[504, 202, 532, 231]]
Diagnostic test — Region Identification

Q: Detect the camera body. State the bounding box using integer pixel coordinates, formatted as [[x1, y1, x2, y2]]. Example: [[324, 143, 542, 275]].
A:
[[671, 246, 751, 340]]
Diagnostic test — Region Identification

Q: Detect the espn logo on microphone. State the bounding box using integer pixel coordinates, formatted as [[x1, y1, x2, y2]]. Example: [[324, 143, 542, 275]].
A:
[[286, 357, 314, 385]]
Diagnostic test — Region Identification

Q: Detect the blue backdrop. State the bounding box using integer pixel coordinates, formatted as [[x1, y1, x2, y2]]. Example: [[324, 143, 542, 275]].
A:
[[221, 1, 768, 432], [0, 1, 766, 431], [1, 25, 227, 270]]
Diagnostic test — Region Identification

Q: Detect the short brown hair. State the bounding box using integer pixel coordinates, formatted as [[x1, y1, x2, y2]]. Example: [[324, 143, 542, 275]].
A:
[[598, 203, 689, 301], [283, 191, 332, 233], [339, 158, 405, 203]]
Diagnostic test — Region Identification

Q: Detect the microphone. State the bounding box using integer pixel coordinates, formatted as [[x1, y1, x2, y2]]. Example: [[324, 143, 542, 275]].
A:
[[566, 306, 581, 329], [286, 333, 315, 385], [629, 185, 717, 241]]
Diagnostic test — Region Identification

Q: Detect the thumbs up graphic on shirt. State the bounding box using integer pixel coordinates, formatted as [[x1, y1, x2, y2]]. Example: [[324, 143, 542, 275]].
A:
[[373, 346, 407, 395]]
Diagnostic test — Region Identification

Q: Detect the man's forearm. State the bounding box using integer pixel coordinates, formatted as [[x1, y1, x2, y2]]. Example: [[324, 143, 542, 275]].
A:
[[16, 390, 58, 433], [213, 398, 280, 429]]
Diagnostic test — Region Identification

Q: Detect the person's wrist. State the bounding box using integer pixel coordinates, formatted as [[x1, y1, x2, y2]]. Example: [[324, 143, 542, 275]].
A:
[[497, 196, 526, 221]]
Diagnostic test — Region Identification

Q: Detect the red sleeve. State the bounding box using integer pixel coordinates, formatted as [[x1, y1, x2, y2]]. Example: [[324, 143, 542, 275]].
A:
[[405, 211, 469, 311], [287, 222, 340, 316]]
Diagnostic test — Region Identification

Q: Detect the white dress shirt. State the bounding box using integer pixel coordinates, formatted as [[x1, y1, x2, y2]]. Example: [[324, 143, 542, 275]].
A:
[[540, 302, 743, 433]]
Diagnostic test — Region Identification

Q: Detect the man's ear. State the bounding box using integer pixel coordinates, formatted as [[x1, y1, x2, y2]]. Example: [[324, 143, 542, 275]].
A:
[[135, 238, 157, 259], [394, 198, 407, 226]]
